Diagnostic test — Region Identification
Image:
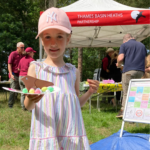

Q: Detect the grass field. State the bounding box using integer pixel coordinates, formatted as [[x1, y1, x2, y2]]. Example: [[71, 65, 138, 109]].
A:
[[0, 92, 150, 150]]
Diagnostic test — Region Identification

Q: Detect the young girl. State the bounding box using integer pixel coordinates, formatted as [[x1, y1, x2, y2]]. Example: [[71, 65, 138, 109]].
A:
[[18, 47, 36, 110], [24, 7, 99, 150], [142, 54, 150, 78]]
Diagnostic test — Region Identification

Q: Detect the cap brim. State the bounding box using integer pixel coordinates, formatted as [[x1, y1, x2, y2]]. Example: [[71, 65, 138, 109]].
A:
[[35, 26, 71, 39], [25, 50, 36, 53]]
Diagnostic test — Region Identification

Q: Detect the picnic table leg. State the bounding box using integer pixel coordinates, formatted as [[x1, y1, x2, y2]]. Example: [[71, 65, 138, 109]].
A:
[[120, 91, 123, 105], [89, 96, 91, 114], [114, 91, 117, 112], [97, 94, 100, 112], [5, 91, 7, 100], [5, 86, 8, 100]]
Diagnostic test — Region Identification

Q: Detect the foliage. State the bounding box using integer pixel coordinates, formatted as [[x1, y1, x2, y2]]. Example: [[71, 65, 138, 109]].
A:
[[0, 14, 23, 79], [115, 0, 150, 8], [57, 0, 78, 7], [65, 47, 106, 80], [0, 0, 40, 79]]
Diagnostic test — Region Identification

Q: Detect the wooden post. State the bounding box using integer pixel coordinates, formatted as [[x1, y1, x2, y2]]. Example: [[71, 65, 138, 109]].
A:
[[78, 47, 83, 81]]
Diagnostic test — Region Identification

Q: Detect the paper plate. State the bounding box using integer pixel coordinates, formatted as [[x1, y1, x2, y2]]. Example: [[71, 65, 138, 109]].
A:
[[2, 86, 60, 95]]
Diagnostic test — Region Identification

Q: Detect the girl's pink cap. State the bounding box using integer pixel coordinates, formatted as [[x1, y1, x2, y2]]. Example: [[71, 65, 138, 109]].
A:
[[36, 7, 72, 39]]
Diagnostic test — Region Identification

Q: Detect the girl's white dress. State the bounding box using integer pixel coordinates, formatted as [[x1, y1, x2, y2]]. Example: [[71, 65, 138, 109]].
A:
[[29, 62, 91, 150]]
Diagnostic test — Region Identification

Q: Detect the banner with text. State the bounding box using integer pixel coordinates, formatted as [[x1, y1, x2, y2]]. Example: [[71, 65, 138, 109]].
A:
[[66, 10, 150, 26]]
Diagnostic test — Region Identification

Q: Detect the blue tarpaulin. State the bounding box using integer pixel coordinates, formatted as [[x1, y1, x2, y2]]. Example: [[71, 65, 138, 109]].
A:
[[90, 130, 150, 150]]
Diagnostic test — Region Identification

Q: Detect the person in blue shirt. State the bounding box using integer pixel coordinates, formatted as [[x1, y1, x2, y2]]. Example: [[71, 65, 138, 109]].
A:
[[116, 33, 147, 118]]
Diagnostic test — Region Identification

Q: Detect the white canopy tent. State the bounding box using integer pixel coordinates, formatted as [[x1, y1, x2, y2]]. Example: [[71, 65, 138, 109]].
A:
[[61, 0, 150, 47], [39, 0, 150, 60]]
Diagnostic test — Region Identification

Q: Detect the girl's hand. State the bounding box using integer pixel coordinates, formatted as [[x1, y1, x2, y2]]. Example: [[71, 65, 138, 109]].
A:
[[26, 94, 44, 103], [87, 79, 99, 94]]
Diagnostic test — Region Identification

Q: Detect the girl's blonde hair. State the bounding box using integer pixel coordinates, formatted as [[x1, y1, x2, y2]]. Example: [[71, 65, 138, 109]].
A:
[[22, 51, 32, 56], [146, 54, 150, 68], [110, 51, 119, 65], [142, 54, 150, 78]]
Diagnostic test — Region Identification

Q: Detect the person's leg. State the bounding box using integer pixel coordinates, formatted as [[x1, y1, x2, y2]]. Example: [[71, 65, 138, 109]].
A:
[[19, 76, 26, 109], [116, 72, 129, 117], [117, 70, 144, 117], [116, 91, 121, 103], [122, 70, 144, 109], [122, 71, 137, 109], [8, 75, 19, 108], [109, 92, 115, 105], [135, 71, 144, 79]]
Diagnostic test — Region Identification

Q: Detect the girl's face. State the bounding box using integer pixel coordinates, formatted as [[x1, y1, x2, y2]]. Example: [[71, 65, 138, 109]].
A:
[[41, 29, 71, 60], [28, 52, 34, 58], [31, 52, 34, 58]]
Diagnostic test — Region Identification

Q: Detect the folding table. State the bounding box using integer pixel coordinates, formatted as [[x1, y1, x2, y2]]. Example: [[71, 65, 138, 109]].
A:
[[84, 82, 123, 113]]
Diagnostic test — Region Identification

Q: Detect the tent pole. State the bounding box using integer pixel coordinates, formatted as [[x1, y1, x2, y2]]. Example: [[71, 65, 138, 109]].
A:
[[120, 121, 125, 137]]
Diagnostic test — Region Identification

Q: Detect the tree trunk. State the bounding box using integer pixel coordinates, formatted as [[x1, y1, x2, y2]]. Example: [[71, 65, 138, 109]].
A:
[[49, 0, 57, 7], [78, 47, 83, 81]]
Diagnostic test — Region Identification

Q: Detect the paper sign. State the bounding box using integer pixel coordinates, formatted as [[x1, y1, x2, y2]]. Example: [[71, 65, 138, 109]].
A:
[[124, 79, 150, 123]]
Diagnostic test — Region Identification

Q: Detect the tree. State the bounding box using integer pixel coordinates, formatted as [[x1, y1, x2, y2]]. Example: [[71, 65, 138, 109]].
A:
[[115, 0, 150, 8], [0, 14, 23, 79], [0, 0, 40, 79]]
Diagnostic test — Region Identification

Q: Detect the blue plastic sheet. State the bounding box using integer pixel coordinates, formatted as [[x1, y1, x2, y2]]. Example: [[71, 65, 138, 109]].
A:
[[90, 130, 150, 150]]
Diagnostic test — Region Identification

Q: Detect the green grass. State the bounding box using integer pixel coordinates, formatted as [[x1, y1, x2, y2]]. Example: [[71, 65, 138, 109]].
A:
[[0, 93, 150, 149]]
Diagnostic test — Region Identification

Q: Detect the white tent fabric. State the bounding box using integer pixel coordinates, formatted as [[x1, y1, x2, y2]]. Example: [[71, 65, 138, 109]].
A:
[[61, 0, 146, 11], [61, 0, 150, 47]]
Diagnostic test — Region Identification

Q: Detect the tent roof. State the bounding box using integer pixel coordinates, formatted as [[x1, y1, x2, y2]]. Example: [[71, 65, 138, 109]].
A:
[[61, 0, 150, 47], [62, 0, 147, 12]]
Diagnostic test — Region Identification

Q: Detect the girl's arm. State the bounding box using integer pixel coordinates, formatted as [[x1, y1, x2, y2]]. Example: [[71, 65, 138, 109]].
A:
[[75, 69, 99, 107], [24, 64, 43, 110]]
